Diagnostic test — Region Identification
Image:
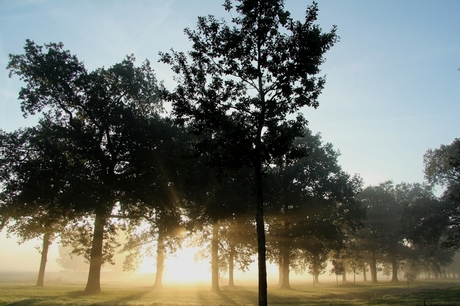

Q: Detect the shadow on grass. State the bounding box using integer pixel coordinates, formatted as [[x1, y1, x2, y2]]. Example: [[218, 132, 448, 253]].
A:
[[100, 290, 152, 305], [231, 288, 258, 304], [215, 290, 239, 305], [280, 282, 460, 306], [66, 290, 87, 298], [4, 299, 41, 306], [65, 288, 153, 305]]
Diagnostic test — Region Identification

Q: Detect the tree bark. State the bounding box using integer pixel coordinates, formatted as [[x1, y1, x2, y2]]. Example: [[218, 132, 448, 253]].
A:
[[211, 221, 220, 292], [280, 210, 291, 289], [84, 212, 106, 294], [36, 231, 51, 287], [314, 273, 319, 283], [255, 163, 267, 306], [229, 245, 235, 287], [278, 255, 283, 286], [390, 258, 399, 282], [153, 231, 165, 289], [369, 250, 378, 283], [362, 263, 367, 281]]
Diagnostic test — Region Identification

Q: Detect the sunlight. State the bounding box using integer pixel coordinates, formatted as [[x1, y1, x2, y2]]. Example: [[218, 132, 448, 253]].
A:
[[137, 257, 156, 274], [137, 246, 211, 284]]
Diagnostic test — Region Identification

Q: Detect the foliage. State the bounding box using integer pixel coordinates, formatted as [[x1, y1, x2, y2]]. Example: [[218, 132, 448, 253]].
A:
[[265, 129, 364, 286], [56, 245, 88, 272], [59, 217, 123, 267], [424, 138, 460, 250], [6, 39, 164, 293], [0, 125, 72, 242], [160, 1, 338, 301]]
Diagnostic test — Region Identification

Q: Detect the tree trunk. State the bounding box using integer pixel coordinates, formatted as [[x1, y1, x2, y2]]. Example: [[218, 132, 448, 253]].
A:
[[84, 212, 106, 294], [229, 245, 235, 287], [255, 163, 267, 306], [153, 231, 165, 289], [211, 221, 220, 292], [362, 263, 367, 281], [278, 253, 283, 286], [36, 231, 51, 287], [314, 272, 319, 283], [342, 272, 347, 283], [280, 219, 291, 289], [369, 251, 378, 283], [390, 258, 399, 282]]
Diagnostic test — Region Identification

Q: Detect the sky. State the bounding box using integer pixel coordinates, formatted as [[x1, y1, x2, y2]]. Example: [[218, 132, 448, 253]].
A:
[[0, 0, 459, 274]]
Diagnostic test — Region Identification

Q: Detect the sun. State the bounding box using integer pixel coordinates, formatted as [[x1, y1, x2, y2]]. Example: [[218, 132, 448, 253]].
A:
[[137, 246, 211, 284]]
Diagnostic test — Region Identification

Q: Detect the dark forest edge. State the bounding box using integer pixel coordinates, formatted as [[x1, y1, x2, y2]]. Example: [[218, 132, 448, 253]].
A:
[[1, 1, 459, 306]]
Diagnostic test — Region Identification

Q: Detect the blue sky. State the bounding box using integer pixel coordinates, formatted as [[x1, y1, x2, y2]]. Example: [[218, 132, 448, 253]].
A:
[[1, 0, 459, 193]]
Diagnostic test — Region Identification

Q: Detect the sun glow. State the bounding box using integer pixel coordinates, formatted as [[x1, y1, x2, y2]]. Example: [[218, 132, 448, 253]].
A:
[[137, 246, 211, 284]]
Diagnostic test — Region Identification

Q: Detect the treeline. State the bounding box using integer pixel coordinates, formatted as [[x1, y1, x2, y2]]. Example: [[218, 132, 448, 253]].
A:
[[0, 2, 459, 306]]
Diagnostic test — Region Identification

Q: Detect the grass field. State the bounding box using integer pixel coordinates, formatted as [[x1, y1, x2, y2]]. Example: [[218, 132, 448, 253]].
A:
[[0, 279, 459, 305]]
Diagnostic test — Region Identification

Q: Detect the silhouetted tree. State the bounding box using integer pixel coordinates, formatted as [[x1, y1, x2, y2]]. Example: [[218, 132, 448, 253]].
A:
[[357, 182, 400, 283], [183, 160, 254, 291], [217, 215, 256, 287], [424, 139, 460, 250], [0, 125, 76, 287], [160, 1, 338, 302], [265, 129, 363, 288], [7, 40, 162, 293]]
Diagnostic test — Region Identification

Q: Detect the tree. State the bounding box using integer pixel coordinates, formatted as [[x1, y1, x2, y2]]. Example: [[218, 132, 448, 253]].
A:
[[7, 40, 162, 293], [56, 245, 88, 272], [182, 160, 255, 291], [424, 139, 460, 250], [265, 129, 363, 289], [218, 217, 256, 287], [0, 125, 75, 287], [117, 119, 191, 289], [357, 182, 402, 283], [160, 1, 338, 304]]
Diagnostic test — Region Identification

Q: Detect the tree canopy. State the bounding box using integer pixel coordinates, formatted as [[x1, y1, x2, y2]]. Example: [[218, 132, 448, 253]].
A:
[[160, 1, 338, 303], [424, 139, 460, 250]]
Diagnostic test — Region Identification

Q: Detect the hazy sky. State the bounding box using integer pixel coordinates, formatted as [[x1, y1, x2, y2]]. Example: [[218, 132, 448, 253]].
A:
[[0, 0, 459, 273]]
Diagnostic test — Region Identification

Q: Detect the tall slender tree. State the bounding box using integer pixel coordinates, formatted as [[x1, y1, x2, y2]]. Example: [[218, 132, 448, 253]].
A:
[[160, 1, 338, 304]]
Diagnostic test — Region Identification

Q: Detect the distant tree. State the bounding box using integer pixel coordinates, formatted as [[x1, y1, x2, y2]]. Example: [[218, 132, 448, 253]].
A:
[[357, 182, 403, 283], [56, 244, 88, 272], [160, 0, 338, 303], [424, 139, 460, 250], [118, 119, 190, 289], [7, 40, 162, 293], [265, 129, 363, 289], [301, 238, 329, 285], [445, 252, 460, 279], [217, 215, 256, 287], [341, 244, 364, 283], [183, 160, 254, 291], [330, 257, 345, 285], [402, 259, 420, 286]]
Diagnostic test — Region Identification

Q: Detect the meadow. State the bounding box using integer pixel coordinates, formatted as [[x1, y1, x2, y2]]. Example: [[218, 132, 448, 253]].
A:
[[0, 279, 459, 306]]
